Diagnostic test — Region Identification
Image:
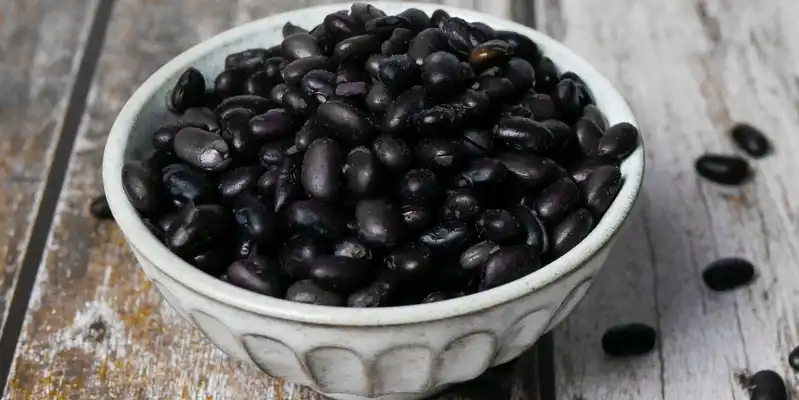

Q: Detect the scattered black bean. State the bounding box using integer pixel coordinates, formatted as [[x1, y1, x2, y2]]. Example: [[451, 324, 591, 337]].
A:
[[702, 257, 755, 291], [602, 323, 657, 357], [731, 123, 771, 158], [90, 195, 113, 220], [695, 154, 751, 185], [790, 346, 799, 371], [747, 370, 787, 400]]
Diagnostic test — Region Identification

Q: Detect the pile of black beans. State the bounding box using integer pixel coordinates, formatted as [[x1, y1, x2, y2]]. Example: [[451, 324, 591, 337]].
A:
[[121, 3, 639, 307]]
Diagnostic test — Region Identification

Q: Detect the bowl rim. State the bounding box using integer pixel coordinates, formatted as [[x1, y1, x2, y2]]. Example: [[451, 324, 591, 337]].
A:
[[102, 1, 644, 327]]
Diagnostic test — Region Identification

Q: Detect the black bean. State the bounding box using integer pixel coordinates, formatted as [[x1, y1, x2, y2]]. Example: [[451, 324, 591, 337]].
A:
[[310, 255, 373, 294], [542, 119, 577, 156], [501, 104, 532, 119], [345, 146, 382, 197], [337, 63, 371, 84], [172, 127, 232, 171], [285, 200, 345, 239], [365, 82, 392, 116], [790, 346, 799, 371], [282, 32, 323, 61], [454, 158, 507, 189], [323, 12, 361, 42], [89, 195, 113, 220], [422, 291, 457, 303], [420, 221, 476, 254], [400, 168, 439, 205], [372, 134, 412, 171], [442, 188, 481, 221], [256, 166, 280, 198], [383, 85, 431, 135], [282, 87, 318, 116], [479, 245, 540, 291], [401, 204, 432, 231], [216, 95, 273, 120], [476, 209, 522, 244], [302, 138, 344, 202], [581, 104, 608, 132], [355, 199, 405, 247], [496, 30, 540, 65], [227, 257, 285, 297], [222, 110, 260, 160], [282, 22, 308, 38], [459, 240, 500, 271], [397, 8, 430, 33], [180, 107, 220, 132], [414, 138, 469, 171], [601, 323, 657, 357], [580, 165, 623, 217], [258, 138, 293, 166], [731, 123, 771, 158], [413, 104, 463, 136], [494, 117, 556, 155], [301, 69, 337, 102], [378, 54, 421, 95], [505, 58, 535, 93], [597, 122, 639, 160], [166, 204, 229, 257], [294, 119, 322, 152], [247, 109, 289, 141], [523, 93, 559, 122], [550, 208, 594, 257], [561, 72, 595, 107], [244, 71, 274, 98], [552, 78, 585, 120], [335, 81, 368, 105], [386, 243, 433, 277], [286, 279, 344, 306], [162, 163, 215, 206], [748, 370, 788, 400], [462, 129, 494, 156], [421, 51, 463, 99], [191, 248, 229, 275], [702, 258, 755, 291], [430, 9, 450, 29], [218, 165, 263, 201], [570, 157, 614, 184], [214, 68, 248, 99], [225, 48, 270, 71], [441, 17, 484, 55], [270, 83, 290, 105], [694, 154, 751, 185], [333, 34, 382, 63], [274, 156, 302, 213], [513, 205, 549, 254], [152, 124, 182, 153], [530, 176, 583, 225], [122, 161, 166, 217], [157, 212, 182, 235], [282, 56, 331, 87], [381, 27, 414, 55], [477, 76, 515, 102], [232, 234, 257, 260], [347, 271, 401, 308], [233, 194, 277, 245], [280, 235, 328, 280], [317, 100, 376, 144], [408, 28, 451, 66], [495, 153, 560, 190], [534, 57, 560, 94], [332, 237, 371, 260], [169, 67, 206, 113], [365, 53, 388, 79]]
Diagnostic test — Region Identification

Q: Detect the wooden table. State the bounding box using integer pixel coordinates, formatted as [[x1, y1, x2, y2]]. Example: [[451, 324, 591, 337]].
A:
[[0, 0, 797, 398]]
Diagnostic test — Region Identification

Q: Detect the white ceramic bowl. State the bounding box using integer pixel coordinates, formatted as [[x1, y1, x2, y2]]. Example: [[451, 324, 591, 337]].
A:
[[102, 3, 644, 399]]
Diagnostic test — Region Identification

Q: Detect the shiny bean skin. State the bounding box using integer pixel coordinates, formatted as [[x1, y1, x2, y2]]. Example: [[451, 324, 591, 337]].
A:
[[286, 279, 345, 306], [227, 257, 286, 297], [216, 95, 273, 120], [152, 124, 182, 153], [570, 157, 614, 184], [597, 122, 639, 160], [386, 243, 433, 278], [408, 28, 451, 66], [233, 194, 277, 245], [256, 166, 280, 198], [218, 165, 264, 201], [323, 12, 362, 43], [173, 127, 232, 171], [347, 271, 401, 307], [383, 85, 430, 135], [372, 134, 411, 171], [731, 123, 771, 158], [550, 208, 594, 257], [542, 119, 577, 156], [351, 2, 386, 25], [366, 82, 393, 115], [552, 78, 586, 121], [258, 138, 293, 166], [166, 204, 230, 257], [334, 237, 372, 260], [400, 169, 439, 205], [356, 199, 405, 247], [469, 40, 511, 72], [275, 156, 302, 212], [162, 163, 215, 205], [496, 30, 540, 65], [378, 54, 421, 94], [462, 129, 494, 156], [580, 165, 623, 217], [459, 240, 499, 271], [225, 48, 271, 71], [282, 56, 332, 87], [317, 100, 376, 144], [310, 255, 373, 294], [422, 51, 463, 99], [337, 63, 371, 84], [381, 28, 414, 55], [476, 76, 515, 101], [213, 68, 248, 99], [223, 109, 261, 160], [479, 245, 540, 291], [442, 188, 481, 221], [180, 107, 220, 132], [414, 138, 469, 171], [413, 104, 462, 137], [270, 83, 290, 105], [581, 104, 608, 132], [302, 138, 344, 202], [121, 161, 165, 217], [249, 108, 291, 140], [496, 152, 561, 189], [169, 67, 205, 113], [285, 200, 345, 239], [530, 176, 584, 225], [512, 205, 549, 254], [282, 87, 318, 116], [430, 9, 450, 29], [400, 204, 432, 231], [280, 235, 329, 280], [454, 158, 507, 189], [694, 154, 750, 185], [493, 117, 556, 155], [295, 119, 324, 151], [523, 94, 559, 121], [345, 146, 382, 197], [420, 221, 476, 254], [282, 22, 308, 38], [335, 81, 368, 105], [190, 248, 229, 275], [281, 32, 323, 60], [505, 58, 536, 93], [534, 57, 560, 94], [398, 8, 430, 33], [157, 212, 182, 236], [301, 69, 337, 102], [476, 209, 522, 244], [334, 34, 381, 62]]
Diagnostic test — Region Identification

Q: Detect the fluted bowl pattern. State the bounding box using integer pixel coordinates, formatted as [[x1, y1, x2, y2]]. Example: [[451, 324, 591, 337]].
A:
[[102, 3, 644, 400]]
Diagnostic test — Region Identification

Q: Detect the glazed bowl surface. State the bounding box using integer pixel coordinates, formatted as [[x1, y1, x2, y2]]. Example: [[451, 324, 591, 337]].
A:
[[102, 3, 644, 399]]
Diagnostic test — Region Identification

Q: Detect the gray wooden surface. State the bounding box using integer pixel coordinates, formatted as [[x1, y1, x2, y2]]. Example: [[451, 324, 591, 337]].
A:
[[1, 0, 797, 398]]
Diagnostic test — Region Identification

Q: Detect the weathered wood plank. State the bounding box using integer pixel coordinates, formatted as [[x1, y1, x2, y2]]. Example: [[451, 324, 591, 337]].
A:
[[3, 1, 535, 399], [536, 0, 799, 399], [0, 0, 99, 336]]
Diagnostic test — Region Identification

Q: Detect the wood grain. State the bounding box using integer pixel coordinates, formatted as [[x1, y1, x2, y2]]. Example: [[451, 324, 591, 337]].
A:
[[2, 1, 533, 399], [0, 0, 100, 336], [535, 0, 799, 399]]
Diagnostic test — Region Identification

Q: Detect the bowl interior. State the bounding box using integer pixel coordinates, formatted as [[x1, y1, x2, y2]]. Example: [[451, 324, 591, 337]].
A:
[[103, 1, 643, 326]]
